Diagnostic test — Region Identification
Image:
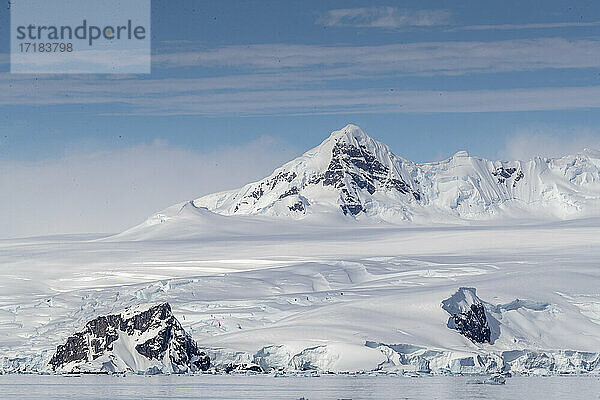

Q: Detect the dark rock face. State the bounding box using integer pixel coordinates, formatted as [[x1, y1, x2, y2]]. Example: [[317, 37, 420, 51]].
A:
[[492, 166, 524, 187], [513, 170, 524, 187], [288, 201, 306, 213], [49, 303, 209, 373], [340, 188, 364, 216], [442, 288, 497, 344], [231, 137, 420, 217], [235, 171, 297, 213], [224, 363, 263, 373], [320, 140, 420, 215], [450, 303, 491, 344], [279, 186, 299, 199]]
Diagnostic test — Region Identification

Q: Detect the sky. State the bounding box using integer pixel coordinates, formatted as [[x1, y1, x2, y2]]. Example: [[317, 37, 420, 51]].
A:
[[1, 0, 600, 237]]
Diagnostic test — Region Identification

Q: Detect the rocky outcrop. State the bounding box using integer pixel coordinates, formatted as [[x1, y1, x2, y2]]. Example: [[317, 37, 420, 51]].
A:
[[450, 303, 491, 343], [442, 287, 497, 344], [441, 288, 558, 347], [49, 303, 209, 374]]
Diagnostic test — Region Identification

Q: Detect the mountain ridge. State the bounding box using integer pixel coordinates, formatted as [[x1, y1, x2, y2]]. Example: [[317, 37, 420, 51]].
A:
[[127, 124, 600, 235]]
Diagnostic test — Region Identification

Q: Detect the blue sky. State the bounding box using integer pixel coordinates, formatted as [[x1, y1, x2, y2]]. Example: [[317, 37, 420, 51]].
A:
[[1, 0, 600, 237]]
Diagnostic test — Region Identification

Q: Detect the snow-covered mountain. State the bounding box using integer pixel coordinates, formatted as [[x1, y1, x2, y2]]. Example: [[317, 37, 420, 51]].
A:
[[141, 124, 600, 231]]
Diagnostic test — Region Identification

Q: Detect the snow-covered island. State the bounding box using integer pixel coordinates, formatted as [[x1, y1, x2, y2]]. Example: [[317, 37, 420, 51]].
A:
[[1, 125, 599, 375]]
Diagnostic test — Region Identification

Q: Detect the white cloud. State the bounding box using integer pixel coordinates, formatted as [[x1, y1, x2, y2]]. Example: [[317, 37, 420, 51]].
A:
[[457, 21, 600, 31], [501, 128, 600, 160], [0, 137, 298, 238], [317, 7, 451, 28]]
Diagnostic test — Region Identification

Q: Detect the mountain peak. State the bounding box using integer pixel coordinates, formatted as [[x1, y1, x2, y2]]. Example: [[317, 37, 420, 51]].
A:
[[187, 124, 420, 219], [327, 124, 371, 143], [320, 124, 399, 165]]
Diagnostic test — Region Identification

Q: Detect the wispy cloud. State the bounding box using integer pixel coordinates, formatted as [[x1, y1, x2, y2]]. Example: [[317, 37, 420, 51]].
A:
[[0, 137, 298, 238], [153, 38, 600, 75], [457, 21, 600, 31], [501, 127, 600, 160], [316, 7, 600, 32], [316, 7, 451, 28], [5, 73, 600, 116], [120, 86, 600, 115], [10, 49, 150, 74]]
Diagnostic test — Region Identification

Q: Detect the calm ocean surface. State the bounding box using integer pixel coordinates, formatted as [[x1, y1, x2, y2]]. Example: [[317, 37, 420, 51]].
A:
[[1, 374, 599, 399]]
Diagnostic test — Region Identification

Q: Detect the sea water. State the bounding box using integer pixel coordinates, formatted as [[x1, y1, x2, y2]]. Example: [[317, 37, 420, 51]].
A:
[[1, 374, 599, 399]]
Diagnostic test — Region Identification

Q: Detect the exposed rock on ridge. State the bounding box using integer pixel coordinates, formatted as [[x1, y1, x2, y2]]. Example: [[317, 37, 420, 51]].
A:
[[449, 303, 491, 344], [442, 287, 497, 344], [49, 303, 209, 374]]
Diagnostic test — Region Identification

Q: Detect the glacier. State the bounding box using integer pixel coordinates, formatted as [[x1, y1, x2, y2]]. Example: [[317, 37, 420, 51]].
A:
[[0, 124, 599, 375]]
